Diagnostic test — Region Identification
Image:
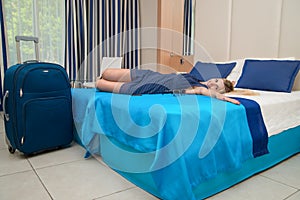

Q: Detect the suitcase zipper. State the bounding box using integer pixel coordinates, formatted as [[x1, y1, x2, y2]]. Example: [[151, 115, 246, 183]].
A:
[[20, 137, 25, 145], [20, 88, 23, 97]]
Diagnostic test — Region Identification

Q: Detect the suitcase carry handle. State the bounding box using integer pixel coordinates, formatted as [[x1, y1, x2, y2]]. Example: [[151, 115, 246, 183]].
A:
[[23, 60, 39, 64], [3, 90, 9, 121], [15, 36, 39, 64]]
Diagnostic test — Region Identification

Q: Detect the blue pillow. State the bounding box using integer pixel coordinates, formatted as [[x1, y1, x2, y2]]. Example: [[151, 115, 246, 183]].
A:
[[189, 61, 236, 81], [236, 59, 300, 92]]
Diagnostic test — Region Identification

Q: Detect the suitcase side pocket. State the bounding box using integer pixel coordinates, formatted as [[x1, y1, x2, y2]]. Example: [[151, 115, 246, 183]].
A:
[[20, 96, 73, 154]]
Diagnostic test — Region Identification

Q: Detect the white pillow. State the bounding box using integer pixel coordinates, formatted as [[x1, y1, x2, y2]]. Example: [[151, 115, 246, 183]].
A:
[[226, 59, 245, 86]]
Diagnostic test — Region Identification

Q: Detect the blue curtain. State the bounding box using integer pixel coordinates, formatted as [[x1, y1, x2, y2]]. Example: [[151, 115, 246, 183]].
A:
[[65, 0, 140, 82], [183, 0, 193, 56], [0, 0, 8, 105]]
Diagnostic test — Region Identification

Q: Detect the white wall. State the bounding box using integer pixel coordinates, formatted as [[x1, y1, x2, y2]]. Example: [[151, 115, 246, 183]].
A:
[[139, 0, 300, 64], [194, 0, 232, 62], [194, 0, 300, 62], [279, 0, 300, 58]]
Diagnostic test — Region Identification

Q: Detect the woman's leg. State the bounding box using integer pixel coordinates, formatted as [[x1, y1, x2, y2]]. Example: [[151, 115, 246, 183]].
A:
[[101, 68, 131, 82], [95, 78, 124, 93]]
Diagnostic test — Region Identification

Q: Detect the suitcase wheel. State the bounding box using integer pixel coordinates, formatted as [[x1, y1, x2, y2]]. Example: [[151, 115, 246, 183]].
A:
[[8, 146, 16, 154]]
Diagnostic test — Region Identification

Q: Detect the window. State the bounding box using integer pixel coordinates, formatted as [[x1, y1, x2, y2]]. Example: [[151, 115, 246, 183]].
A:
[[3, 0, 64, 65]]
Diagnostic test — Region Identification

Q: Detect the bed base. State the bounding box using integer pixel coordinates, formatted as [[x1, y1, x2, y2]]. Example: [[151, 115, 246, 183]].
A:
[[97, 126, 300, 199]]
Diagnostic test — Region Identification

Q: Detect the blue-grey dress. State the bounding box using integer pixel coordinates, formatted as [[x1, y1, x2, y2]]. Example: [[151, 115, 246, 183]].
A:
[[119, 69, 208, 95]]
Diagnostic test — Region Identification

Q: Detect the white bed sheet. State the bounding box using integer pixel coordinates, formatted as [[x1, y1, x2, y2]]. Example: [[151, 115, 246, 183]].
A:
[[226, 90, 300, 136]]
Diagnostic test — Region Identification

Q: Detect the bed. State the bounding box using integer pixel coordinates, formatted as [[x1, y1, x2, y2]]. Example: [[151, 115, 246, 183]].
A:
[[71, 59, 300, 200]]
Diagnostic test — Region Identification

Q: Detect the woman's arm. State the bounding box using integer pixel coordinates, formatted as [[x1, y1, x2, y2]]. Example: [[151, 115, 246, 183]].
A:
[[95, 78, 124, 93], [184, 87, 240, 105]]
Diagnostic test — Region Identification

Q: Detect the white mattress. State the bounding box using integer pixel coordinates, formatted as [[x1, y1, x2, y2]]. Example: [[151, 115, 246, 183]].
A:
[[226, 90, 300, 136]]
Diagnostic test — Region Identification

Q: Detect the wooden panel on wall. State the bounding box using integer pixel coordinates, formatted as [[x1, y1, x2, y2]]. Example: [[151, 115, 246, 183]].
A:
[[230, 0, 282, 59], [157, 0, 176, 71], [279, 0, 300, 59], [157, 0, 173, 68], [157, 0, 193, 73], [194, 0, 232, 62]]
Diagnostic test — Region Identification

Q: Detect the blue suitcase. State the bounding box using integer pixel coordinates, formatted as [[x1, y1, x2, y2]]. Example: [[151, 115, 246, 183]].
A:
[[2, 36, 73, 155]]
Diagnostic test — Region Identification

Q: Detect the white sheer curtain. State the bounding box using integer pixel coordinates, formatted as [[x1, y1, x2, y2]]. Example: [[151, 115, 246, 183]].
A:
[[3, 0, 65, 66], [183, 0, 195, 56]]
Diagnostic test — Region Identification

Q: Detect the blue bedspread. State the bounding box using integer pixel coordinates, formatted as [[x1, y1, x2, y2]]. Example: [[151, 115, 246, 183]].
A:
[[72, 89, 268, 200]]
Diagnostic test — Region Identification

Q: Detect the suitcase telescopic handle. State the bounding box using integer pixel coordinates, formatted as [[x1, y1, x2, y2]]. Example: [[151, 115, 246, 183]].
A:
[[15, 36, 39, 43], [3, 90, 9, 121], [15, 36, 39, 64]]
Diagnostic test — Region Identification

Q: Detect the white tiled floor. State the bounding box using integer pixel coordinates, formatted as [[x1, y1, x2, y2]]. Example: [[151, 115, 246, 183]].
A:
[[0, 114, 299, 200]]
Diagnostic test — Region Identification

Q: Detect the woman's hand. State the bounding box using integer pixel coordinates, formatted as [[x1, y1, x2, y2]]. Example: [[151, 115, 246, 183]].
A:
[[185, 87, 240, 105], [215, 93, 240, 105]]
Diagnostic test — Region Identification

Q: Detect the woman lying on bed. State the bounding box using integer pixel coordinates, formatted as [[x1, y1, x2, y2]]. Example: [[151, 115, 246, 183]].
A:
[[96, 68, 240, 105]]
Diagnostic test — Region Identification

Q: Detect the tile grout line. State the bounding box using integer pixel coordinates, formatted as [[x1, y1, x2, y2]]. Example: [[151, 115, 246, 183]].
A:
[[26, 158, 54, 200], [28, 156, 87, 171], [92, 186, 136, 200], [0, 149, 32, 178], [259, 174, 299, 191], [283, 189, 300, 200], [0, 169, 33, 178]]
